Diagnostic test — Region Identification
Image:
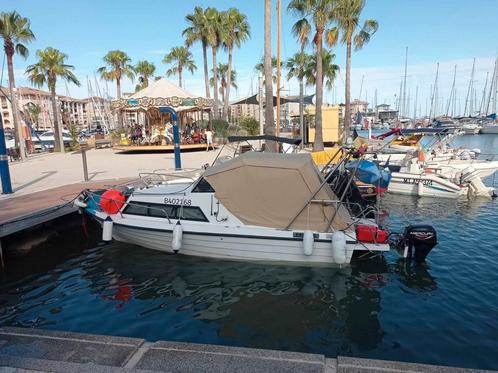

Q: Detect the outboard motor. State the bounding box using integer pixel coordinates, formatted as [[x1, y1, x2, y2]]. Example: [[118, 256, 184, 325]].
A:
[[392, 225, 438, 262], [404, 225, 438, 262]]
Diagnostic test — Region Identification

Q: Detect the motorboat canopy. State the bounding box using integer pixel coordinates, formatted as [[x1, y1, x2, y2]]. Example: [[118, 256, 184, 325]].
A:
[[203, 152, 352, 232]]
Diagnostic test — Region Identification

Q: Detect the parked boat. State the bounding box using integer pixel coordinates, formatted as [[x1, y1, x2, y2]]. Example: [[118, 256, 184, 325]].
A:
[[480, 122, 498, 134], [76, 152, 438, 264]]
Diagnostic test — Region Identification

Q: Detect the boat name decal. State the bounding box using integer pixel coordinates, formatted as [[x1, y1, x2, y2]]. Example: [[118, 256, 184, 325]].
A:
[[164, 197, 192, 206], [402, 178, 433, 186]]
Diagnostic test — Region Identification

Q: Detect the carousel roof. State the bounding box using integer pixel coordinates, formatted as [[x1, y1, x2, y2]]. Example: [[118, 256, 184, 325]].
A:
[[112, 78, 213, 112]]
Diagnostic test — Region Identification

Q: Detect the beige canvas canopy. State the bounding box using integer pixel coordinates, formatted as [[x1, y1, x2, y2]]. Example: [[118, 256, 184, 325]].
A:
[[203, 152, 352, 232]]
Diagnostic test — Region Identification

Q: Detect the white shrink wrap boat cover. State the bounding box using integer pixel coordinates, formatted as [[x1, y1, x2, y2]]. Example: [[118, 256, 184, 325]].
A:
[[203, 152, 352, 231]]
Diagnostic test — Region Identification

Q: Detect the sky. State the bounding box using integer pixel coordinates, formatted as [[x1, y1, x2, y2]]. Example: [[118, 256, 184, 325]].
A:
[[3, 0, 498, 116]]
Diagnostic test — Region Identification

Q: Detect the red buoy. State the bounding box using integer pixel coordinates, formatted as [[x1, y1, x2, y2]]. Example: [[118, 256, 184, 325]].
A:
[[99, 189, 126, 214]]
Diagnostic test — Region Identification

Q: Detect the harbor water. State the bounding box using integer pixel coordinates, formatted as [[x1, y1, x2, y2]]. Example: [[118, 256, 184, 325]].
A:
[[1, 134, 498, 370]]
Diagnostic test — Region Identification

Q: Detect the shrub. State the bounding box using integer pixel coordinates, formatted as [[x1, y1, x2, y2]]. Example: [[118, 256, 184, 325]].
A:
[[239, 117, 260, 136], [212, 119, 229, 138]]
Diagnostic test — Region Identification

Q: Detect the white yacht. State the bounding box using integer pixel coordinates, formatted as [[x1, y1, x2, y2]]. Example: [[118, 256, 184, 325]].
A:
[[76, 152, 438, 264]]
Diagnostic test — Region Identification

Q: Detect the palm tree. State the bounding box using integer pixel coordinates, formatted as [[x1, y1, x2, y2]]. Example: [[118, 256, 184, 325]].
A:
[[134, 60, 155, 91], [254, 56, 281, 84], [163, 46, 197, 88], [0, 11, 35, 160], [264, 0, 275, 150], [205, 7, 223, 119], [210, 63, 237, 108], [288, 0, 339, 151], [23, 103, 42, 128], [98, 50, 134, 130], [332, 0, 378, 141], [26, 47, 80, 153], [219, 8, 250, 121], [286, 52, 312, 135], [305, 50, 340, 90], [183, 7, 210, 99]]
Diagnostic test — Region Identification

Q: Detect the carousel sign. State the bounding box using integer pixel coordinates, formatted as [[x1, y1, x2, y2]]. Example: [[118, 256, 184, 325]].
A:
[[112, 96, 214, 110]]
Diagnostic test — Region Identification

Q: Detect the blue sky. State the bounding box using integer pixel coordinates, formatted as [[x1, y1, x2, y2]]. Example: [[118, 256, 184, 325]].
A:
[[3, 0, 498, 115]]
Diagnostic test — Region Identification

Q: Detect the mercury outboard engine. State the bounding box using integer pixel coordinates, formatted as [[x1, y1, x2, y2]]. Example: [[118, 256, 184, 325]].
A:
[[392, 225, 438, 262]]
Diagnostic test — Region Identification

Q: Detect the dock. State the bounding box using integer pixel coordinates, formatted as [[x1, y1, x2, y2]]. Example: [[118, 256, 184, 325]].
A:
[[113, 143, 217, 153], [0, 178, 133, 238], [0, 327, 493, 373]]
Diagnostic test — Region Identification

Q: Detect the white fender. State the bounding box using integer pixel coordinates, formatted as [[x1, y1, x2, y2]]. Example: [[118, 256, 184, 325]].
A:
[[74, 197, 87, 208], [172, 221, 183, 253], [102, 216, 113, 241], [302, 231, 314, 256], [331, 231, 347, 265], [417, 181, 423, 196]]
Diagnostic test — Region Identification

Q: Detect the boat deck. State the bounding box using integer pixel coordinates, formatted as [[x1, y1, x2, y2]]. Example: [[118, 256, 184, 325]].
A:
[[113, 143, 217, 153]]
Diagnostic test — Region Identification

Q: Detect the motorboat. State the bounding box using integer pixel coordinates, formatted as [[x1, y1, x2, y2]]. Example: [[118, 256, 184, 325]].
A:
[[387, 154, 496, 199], [461, 122, 480, 135], [32, 130, 73, 150], [75, 152, 438, 264], [480, 122, 498, 134]]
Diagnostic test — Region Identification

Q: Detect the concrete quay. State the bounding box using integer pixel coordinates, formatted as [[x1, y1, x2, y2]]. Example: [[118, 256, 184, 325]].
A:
[[0, 327, 495, 373]]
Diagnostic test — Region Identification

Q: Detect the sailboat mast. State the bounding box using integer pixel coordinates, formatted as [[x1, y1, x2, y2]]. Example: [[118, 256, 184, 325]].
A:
[[429, 63, 439, 120], [414, 85, 418, 119], [479, 72, 489, 116], [446, 64, 457, 116], [275, 0, 281, 137], [401, 46, 408, 118], [464, 58, 475, 116]]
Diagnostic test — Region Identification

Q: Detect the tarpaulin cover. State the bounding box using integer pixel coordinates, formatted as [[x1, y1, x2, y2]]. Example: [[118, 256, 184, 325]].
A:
[[346, 160, 391, 189], [203, 152, 352, 231]]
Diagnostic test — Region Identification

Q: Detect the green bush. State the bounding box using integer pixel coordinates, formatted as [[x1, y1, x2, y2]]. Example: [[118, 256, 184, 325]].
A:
[[239, 117, 260, 136], [212, 119, 229, 138]]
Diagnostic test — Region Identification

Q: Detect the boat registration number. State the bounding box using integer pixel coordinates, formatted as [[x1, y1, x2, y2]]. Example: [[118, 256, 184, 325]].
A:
[[402, 178, 433, 186], [164, 197, 192, 206]]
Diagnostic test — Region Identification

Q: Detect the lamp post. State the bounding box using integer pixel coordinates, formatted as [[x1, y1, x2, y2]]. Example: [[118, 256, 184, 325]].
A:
[[0, 112, 13, 194]]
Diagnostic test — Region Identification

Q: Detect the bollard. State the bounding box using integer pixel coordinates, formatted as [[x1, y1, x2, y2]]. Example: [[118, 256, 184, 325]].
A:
[[81, 144, 89, 181]]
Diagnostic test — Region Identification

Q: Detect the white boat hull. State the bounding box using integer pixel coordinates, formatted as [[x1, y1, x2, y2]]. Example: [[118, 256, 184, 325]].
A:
[[480, 125, 498, 134], [90, 213, 389, 266], [388, 171, 467, 198]]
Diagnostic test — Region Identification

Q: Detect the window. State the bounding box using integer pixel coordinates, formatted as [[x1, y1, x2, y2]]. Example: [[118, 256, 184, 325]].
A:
[[122, 201, 208, 222], [192, 178, 214, 193]]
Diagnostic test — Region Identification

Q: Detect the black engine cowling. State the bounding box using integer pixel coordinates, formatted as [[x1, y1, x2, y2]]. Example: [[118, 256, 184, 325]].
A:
[[404, 225, 438, 262]]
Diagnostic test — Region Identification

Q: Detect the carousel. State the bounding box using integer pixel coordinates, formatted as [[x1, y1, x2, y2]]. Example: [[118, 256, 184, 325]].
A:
[[112, 78, 214, 153]]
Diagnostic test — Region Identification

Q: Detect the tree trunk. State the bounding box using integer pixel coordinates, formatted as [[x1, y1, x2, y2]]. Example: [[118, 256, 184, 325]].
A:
[[6, 53, 26, 160], [264, 0, 275, 152], [344, 39, 352, 143], [51, 87, 64, 153], [299, 78, 304, 143], [116, 78, 123, 130], [223, 47, 233, 121], [202, 42, 211, 98], [313, 29, 324, 152], [212, 47, 219, 119], [178, 65, 183, 88], [299, 45, 305, 147]]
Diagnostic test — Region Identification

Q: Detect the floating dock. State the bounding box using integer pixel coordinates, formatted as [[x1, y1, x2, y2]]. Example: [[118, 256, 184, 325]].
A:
[[0, 327, 493, 373], [0, 178, 133, 238], [113, 143, 217, 153]]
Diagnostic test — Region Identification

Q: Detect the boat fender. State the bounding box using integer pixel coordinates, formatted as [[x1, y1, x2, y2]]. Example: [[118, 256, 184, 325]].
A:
[[302, 231, 314, 256], [102, 216, 113, 242], [172, 221, 183, 253], [331, 231, 347, 265]]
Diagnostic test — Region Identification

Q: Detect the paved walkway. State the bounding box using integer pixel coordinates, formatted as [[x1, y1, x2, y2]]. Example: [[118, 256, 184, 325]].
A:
[[0, 327, 494, 373], [2, 147, 226, 199]]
